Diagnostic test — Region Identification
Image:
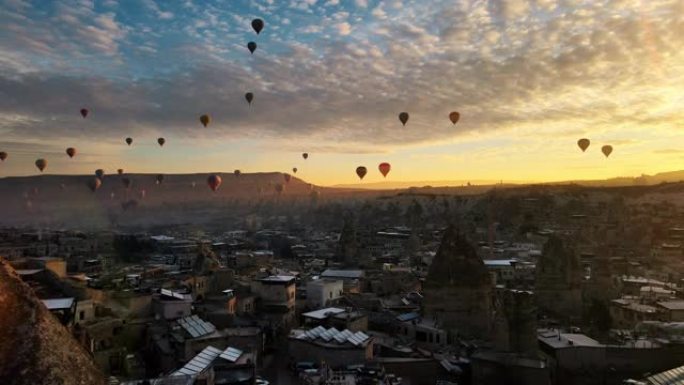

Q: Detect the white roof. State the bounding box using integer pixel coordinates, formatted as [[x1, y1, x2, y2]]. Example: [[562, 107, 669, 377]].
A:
[[295, 326, 370, 346], [658, 300, 684, 310], [160, 288, 191, 301], [177, 315, 216, 338], [302, 307, 346, 320], [41, 298, 75, 310], [259, 275, 295, 283]]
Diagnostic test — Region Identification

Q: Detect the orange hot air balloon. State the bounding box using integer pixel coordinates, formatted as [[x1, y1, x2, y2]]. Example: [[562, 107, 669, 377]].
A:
[[251, 18, 264, 34], [292, 167, 298, 174], [275, 183, 284, 194], [95, 169, 105, 179], [207, 174, 222, 192], [66, 147, 76, 158], [602, 145, 613, 158], [247, 41, 257, 54], [117, 168, 124, 175], [157, 137, 165, 147], [0, 151, 8, 161], [378, 162, 391, 177], [200, 114, 210, 127], [80, 108, 89, 118], [356, 166, 367, 180], [302, 153, 308, 160], [398, 112, 409, 126], [87, 177, 102, 192], [35, 158, 47, 172], [284, 173, 291, 183], [126, 137, 133, 146], [245, 92, 254, 105], [234, 169, 241, 177], [449, 111, 460, 124], [577, 138, 590, 152]]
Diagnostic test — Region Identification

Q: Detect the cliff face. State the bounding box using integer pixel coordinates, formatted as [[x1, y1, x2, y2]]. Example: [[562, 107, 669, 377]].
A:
[[0, 258, 105, 385], [425, 226, 491, 287]]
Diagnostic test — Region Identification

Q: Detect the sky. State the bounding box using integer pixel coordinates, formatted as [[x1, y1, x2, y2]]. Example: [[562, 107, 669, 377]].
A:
[[1, 0, 683, 186]]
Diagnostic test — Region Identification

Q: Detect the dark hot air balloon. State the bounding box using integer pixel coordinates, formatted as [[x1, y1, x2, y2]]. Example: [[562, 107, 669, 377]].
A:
[[234, 169, 241, 177], [117, 168, 124, 175], [247, 41, 257, 54], [577, 138, 590, 152], [449, 111, 460, 124], [207, 174, 222, 192], [302, 153, 308, 160], [157, 137, 165, 147], [292, 167, 298, 174], [245, 92, 254, 105], [87, 177, 102, 192], [126, 137, 133, 146], [156, 174, 164, 184], [80, 108, 89, 118], [251, 18, 264, 34], [66, 147, 76, 158], [602, 145, 613, 158], [356, 166, 367, 180], [0, 152, 6, 161], [399, 112, 409, 126], [379, 162, 391, 177], [95, 169, 104, 179], [200, 114, 210, 127], [35, 159, 47, 172]]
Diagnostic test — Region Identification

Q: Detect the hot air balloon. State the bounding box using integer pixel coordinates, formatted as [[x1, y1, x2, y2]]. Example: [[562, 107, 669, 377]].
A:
[[122, 178, 132, 189], [0, 152, 8, 161], [80, 108, 89, 118], [577, 138, 590, 152], [247, 42, 257, 54], [302, 153, 308, 160], [234, 169, 241, 177], [245, 92, 254, 105], [207, 174, 222, 192], [156, 174, 164, 184], [292, 167, 298, 174], [95, 169, 104, 179], [356, 166, 367, 180], [251, 18, 264, 34], [200, 114, 210, 127], [66, 147, 76, 158], [602, 145, 613, 158], [117, 168, 124, 175], [157, 138, 165, 147], [87, 177, 102, 192], [35, 159, 47, 172], [126, 137, 133, 146], [275, 183, 284, 194], [284, 173, 291, 183], [378, 162, 391, 178], [399, 112, 409, 126], [449, 111, 460, 125]]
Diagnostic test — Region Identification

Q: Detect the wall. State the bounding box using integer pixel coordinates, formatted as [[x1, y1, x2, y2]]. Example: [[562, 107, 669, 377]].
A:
[[288, 339, 372, 368]]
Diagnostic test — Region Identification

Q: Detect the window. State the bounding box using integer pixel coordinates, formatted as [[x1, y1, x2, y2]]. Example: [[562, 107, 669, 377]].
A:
[[79, 311, 85, 320]]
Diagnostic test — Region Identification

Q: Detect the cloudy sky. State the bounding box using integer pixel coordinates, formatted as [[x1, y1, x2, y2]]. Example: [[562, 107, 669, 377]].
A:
[[1, 0, 683, 185]]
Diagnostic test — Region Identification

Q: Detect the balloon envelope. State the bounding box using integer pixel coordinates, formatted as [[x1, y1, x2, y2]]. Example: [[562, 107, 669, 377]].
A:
[[399, 112, 409, 126], [247, 42, 257, 54], [356, 166, 367, 180], [302, 153, 308, 160], [157, 138, 165, 147], [578, 138, 590, 152], [602, 145, 613, 158], [245, 92, 254, 105], [200, 114, 210, 127], [126, 137, 133, 146], [0, 152, 6, 161], [379, 162, 391, 177], [156, 174, 164, 184], [66, 147, 76, 158], [234, 169, 241, 177], [449, 111, 460, 124], [292, 168, 297, 174], [207, 174, 222, 192], [95, 169, 104, 179], [117, 168, 124, 175], [35, 159, 47, 172], [80, 108, 88, 118], [251, 18, 264, 34]]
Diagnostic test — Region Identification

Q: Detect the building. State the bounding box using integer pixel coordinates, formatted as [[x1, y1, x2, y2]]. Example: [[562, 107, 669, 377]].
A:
[[303, 307, 369, 332], [253, 275, 296, 311], [152, 289, 193, 320], [307, 279, 344, 308], [535, 236, 582, 320], [657, 300, 684, 322], [289, 326, 373, 368], [320, 269, 365, 293]]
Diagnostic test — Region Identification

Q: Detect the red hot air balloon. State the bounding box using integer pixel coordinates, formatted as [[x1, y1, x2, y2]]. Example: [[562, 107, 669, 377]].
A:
[[35, 159, 47, 172], [247, 42, 257, 54], [398, 112, 409, 126], [251, 18, 264, 34], [200, 114, 210, 127], [577, 138, 590, 152], [87, 177, 102, 192], [602, 145, 613, 158], [356, 166, 367, 180], [126, 137, 133, 146], [157, 137, 165, 147], [245, 92, 254, 105], [0, 152, 8, 161], [66, 147, 76, 158], [207, 174, 222, 192], [302, 153, 308, 160], [379, 162, 391, 177], [449, 111, 460, 124], [284, 173, 292, 183], [80, 108, 89, 118]]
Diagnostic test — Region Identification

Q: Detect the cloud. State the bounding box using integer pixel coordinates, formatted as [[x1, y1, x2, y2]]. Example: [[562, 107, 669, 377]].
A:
[[355, 0, 368, 8], [336, 22, 352, 35]]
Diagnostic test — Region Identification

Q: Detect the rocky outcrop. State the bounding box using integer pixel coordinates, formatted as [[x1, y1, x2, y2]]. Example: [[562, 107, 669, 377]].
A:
[[0, 258, 105, 385]]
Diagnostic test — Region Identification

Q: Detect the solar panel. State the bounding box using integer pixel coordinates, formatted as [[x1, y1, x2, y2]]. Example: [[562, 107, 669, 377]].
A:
[[171, 346, 222, 377], [219, 347, 243, 362]]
